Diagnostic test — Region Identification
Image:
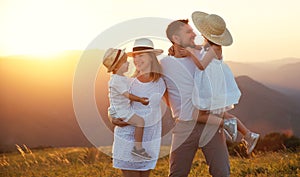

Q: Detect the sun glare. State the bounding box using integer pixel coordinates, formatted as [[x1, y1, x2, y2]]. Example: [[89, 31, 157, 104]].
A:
[[1, 0, 300, 61], [2, 44, 64, 59]]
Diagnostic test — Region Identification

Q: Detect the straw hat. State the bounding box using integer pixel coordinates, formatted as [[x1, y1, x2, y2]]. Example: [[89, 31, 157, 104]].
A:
[[192, 11, 233, 46], [102, 48, 126, 72], [127, 38, 163, 57]]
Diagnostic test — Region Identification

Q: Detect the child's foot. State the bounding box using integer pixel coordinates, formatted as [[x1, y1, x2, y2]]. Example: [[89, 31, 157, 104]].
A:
[[223, 118, 238, 141], [131, 146, 152, 160], [242, 132, 260, 154]]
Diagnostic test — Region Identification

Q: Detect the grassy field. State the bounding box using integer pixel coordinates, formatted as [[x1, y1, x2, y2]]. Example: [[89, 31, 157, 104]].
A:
[[1, 145, 300, 177]]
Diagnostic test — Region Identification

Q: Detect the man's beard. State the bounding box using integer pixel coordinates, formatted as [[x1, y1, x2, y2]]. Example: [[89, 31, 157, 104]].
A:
[[179, 40, 195, 48]]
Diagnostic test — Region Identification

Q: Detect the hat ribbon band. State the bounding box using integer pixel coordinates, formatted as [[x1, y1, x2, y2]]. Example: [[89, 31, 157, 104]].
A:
[[133, 46, 154, 52], [210, 32, 225, 38], [111, 49, 122, 68]]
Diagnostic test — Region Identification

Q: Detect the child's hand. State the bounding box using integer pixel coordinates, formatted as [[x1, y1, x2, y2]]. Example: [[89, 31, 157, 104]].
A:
[[141, 97, 149, 105], [172, 43, 188, 58], [194, 45, 203, 51], [185, 47, 196, 57]]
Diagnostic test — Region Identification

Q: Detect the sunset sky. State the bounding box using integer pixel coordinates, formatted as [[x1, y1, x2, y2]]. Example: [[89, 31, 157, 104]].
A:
[[1, 0, 300, 62]]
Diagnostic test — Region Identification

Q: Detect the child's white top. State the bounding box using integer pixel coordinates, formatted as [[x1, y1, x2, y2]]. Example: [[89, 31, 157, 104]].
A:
[[192, 49, 241, 111], [108, 74, 133, 119]]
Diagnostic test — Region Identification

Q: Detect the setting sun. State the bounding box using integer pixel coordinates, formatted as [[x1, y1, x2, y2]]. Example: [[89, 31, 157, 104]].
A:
[[0, 0, 104, 57]]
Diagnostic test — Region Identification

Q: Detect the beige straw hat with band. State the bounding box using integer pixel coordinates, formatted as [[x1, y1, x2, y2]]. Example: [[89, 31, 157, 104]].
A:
[[192, 11, 233, 46], [102, 48, 126, 72], [127, 38, 163, 57]]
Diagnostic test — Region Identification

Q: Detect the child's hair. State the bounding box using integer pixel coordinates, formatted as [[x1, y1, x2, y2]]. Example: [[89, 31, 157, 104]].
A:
[[112, 53, 127, 73], [203, 37, 221, 51], [132, 52, 162, 82], [207, 38, 219, 46], [166, 19, 189, 44]]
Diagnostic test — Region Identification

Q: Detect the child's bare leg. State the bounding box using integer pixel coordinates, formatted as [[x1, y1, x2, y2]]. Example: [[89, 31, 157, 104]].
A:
[[223, 112, 250, 136], [196, 111, 223, 126], [127, 114, 145, 150]]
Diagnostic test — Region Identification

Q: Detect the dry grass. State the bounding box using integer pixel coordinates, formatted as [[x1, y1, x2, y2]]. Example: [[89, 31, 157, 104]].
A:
[[0, 145, 299, 177]]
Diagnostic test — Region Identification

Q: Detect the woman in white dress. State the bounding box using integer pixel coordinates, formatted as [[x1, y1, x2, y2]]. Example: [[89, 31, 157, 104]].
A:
[[112, 38, 166, 177]]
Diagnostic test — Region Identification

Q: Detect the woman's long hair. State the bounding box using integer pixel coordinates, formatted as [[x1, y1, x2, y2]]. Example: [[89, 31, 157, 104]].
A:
[[132, 52, 162, 82]]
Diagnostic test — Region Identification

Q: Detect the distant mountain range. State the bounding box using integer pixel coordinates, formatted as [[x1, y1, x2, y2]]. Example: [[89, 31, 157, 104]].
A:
[[227, 58, 300, 97], [1, 52, 299, 152], [230, 76, 300, 137]]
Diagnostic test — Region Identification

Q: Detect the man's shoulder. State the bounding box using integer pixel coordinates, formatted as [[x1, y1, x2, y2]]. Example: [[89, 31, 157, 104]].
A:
[[160, 55, 173, 62], [160, 56, 180, 67]]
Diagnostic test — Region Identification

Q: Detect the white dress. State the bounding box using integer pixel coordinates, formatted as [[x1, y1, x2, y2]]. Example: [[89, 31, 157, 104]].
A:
[[192, 49, 241, 113], [112, 77, 166, 171]]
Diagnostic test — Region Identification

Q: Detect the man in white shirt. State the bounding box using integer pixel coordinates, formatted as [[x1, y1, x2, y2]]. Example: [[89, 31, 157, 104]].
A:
[[160, 19, 230, 177]]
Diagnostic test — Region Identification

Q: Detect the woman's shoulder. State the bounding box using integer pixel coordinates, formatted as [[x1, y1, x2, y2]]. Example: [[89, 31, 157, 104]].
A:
[[160, 55, 173, 62], [157, 77, 166, 91]]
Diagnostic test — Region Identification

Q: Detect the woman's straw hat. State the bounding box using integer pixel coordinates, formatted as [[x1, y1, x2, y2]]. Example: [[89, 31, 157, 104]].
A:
[[102, 48, 126, 72], [192, 11, 233, 46], [127, 38, 163, 57]]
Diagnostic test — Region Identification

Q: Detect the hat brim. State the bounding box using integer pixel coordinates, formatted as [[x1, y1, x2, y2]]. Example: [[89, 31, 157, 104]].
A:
[[127, 49, 163, 57], [192, 11, 233, 46]]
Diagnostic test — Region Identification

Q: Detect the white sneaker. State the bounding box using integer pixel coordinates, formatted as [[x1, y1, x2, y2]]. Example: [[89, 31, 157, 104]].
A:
[[242, 132, 260, 154], [223, 118, 238, 142]]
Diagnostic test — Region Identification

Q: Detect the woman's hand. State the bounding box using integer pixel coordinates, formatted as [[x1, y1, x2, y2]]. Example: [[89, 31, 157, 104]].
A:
[[111, 118, 129, 127], [140, 97, 149, 105]]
